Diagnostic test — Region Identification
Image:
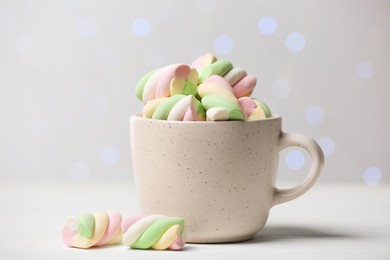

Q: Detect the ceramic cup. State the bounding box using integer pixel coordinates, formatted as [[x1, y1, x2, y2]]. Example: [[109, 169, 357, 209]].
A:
[[130, 114, 324, 243]]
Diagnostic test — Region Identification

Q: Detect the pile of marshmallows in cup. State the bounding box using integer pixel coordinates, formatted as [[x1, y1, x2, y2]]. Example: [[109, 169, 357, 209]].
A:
[[135, 53, 271, 121]]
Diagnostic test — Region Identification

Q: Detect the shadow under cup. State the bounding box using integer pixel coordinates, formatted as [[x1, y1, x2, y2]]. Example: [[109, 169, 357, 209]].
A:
[[130, 114, 324, 243]]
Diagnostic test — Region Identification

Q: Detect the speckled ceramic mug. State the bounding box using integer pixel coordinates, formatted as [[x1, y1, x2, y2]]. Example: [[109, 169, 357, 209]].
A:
[[130, 114, 324, 243]]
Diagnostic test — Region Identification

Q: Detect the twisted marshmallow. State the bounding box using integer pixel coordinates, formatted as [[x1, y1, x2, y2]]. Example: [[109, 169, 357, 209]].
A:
[[144, 94, 206, 121], [121, 215, 186, 250], [191, 53, 217, 71], [238, 97, 272, 120], [135, 64, 199, 104], [198, 75, 244, 121], [62, 211, 122, 249], [192, 53, 257, 98]]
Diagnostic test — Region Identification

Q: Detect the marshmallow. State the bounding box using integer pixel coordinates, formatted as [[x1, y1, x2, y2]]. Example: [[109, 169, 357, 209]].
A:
[[254, 98, 271, 118], [238, 97, 272, 120], [198, 75, 244, 121], [199, 59, 233, 83], [151, 94, 186, 120], [150, 95, 205, 121], [167, 95, 205, 121], [191, 53, 217, 70], [202, 95, 244, 121], [223, 67, 247, 86], [62, 211, 122, 249], [232, 74, 257, 98], [121, 215, 186, 250], [155, 64, 192, 98], [198, 75, 237, 102], [205, 107, 231, 121], [135, 64, 195, 104]]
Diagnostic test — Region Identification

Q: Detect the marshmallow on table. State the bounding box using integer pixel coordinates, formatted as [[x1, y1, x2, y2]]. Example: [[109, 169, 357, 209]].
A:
[[62, 211, 122, 249], [62, 212, 186, 250], [121, 215, 186, 250]]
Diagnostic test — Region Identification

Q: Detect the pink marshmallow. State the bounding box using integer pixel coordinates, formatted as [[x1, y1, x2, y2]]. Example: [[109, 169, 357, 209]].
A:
[[238, 97, 256, 119], [155, 64, 191, 98], [232, 74, 257, 98]]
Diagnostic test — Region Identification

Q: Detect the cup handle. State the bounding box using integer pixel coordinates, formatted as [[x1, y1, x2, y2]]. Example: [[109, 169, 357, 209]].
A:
[[272, 132, 324, 206]]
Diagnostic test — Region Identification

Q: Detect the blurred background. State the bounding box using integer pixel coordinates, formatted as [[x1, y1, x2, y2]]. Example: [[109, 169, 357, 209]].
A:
[[1, 0, 389, 186]]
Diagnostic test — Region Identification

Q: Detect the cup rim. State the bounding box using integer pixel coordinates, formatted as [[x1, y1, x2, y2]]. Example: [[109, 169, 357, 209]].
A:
[[131, 113, 281, 124]]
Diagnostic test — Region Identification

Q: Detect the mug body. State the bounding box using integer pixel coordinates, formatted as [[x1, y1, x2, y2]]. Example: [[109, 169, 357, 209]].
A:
[[130, 115, 282, 243]]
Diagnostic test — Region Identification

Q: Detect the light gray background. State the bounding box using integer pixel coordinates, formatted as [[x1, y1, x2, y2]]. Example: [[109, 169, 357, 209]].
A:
[[1, 0, 389, 186]]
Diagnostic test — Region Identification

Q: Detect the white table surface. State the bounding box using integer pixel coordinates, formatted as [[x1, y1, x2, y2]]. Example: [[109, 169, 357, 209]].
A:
[[1, 181, 389, 260]]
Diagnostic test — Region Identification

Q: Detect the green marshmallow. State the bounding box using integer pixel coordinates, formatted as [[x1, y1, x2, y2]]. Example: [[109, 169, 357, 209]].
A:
[[199, 60, 233, 83], [202, 95, 244, 120], [152, 94, 186, 120], [135, 69, 157, 101], [131, 217, 185, 249], [254, 98, 272, 118], [77, 213, 95, 238]]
